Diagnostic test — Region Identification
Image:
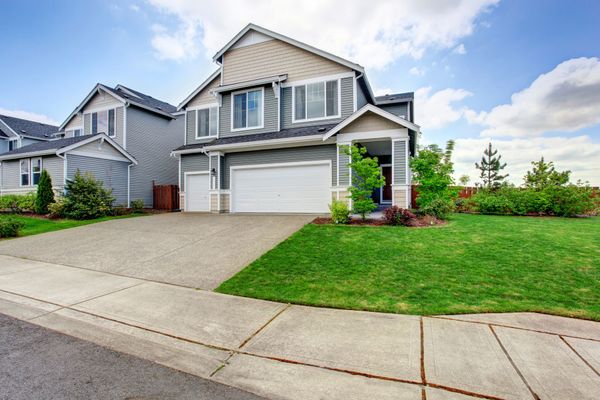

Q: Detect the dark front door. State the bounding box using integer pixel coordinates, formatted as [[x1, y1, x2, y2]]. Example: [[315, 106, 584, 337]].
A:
[[382, 166, 392, 203]]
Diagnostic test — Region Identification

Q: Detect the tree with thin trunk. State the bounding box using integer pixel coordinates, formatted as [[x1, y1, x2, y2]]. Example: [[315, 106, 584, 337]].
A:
[[475, 142, 508, 188]]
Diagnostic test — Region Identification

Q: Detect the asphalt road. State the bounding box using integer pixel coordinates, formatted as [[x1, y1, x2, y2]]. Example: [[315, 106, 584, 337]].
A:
[[0, 313, 263, 400]]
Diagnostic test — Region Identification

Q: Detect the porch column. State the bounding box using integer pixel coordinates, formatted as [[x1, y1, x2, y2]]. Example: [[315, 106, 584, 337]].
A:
[[335, 141, 352, 205], [208, 151, 229, 213], [392, 139, 410, 209]]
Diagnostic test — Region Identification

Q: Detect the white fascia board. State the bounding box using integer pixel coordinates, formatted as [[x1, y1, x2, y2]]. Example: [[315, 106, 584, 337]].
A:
[[59, 84, 126, 131], [171, 147, 208, 156], [0, 150, 55, 161], [0, 119, 19, 138], [56, 134, 138, 165], [203, 135, 332, 153], [212, 74, 287, 94], [177, 69, 221, 111]]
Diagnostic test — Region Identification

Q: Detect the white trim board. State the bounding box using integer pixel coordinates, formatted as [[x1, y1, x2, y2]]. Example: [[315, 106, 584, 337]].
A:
[[230, 86, 266, 132]]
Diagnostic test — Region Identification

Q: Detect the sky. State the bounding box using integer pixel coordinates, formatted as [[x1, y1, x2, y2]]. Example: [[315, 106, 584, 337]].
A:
[[1, 0, 599, 185]]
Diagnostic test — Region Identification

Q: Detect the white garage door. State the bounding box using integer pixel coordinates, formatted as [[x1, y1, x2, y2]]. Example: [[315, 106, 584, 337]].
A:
[[231, 162, 330, 213], [186, 173, 209, 212]]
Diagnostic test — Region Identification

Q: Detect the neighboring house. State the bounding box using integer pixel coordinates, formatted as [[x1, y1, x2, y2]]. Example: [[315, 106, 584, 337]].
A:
[[0, 114, 59, 153], [173, 23, 420, 213], [0, 134, 137, 204]]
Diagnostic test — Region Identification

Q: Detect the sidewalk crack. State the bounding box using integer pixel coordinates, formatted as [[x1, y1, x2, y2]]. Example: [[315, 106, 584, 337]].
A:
[[238, 303, 291, 350], [559, 335, 600, 377]]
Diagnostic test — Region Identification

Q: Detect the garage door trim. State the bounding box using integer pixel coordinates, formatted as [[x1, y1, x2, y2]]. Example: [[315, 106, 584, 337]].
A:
[[230, 160, 332, 213], [184, 170, 210, 212]]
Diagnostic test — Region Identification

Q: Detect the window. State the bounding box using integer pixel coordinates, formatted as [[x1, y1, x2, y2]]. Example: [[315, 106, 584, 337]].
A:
[[232, 89, 263, 130], [91, 109, 116, 137], [8, 140, 16, 151], [31, 157, 42, 185], [293, 79, 339, 122], [67, 128, 83, 137], [20, 159, 30, 186], [196, 107, 218, 138]]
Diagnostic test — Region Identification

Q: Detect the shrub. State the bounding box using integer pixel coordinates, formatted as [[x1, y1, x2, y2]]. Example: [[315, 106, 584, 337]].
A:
[[0, 193, 36, 213], [130, 199, 144, 213], [383, 206, 416, 226], [329, 200, 350, 224], [546, 184, 596, 217], [411, 140, 459, 209], [34, 170, 55, 214], [111, 207, 132, 216], [0, 218, 25, 238], [62, 170, 115, 220], [48, 196, 66, 219], [418, 197, 455, 220]]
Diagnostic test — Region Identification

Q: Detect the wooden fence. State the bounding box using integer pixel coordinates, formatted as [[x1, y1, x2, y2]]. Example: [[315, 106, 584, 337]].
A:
[[153, 183, 179, 210]]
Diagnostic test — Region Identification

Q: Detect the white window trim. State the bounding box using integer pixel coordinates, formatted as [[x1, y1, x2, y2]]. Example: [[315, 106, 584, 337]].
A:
[[66, 127, 84, 138], [88, 109, 116, 137], [230, 87, 265, 132], [19, 158, 30, 187], [31, 157, 42, 186], [193, 104, 219, 140], [291, 78, 341, 124]]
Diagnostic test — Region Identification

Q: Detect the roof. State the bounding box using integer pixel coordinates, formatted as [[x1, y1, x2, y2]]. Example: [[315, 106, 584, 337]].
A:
[[375, 92, 414, 104], [177, 69, 221, 111], [0, 114, 59, 140], [112, 85, 177, 114], [0, 126, 9, 138], [0, 134, 94, 156], [173, 123, 336, 153]]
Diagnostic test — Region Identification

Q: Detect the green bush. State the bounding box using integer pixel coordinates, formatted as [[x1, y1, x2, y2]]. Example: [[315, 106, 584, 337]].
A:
[[62, 170, 115, 220], [48, 196, 66, 219], [0, 218, 25, 238], [546, 184, 597, 217], [329, 199, 350, 224], [34, 170, 55, 214], [0, 193, 36, 213], [130, 199, 144, 213], [418, 197, 455, 220]]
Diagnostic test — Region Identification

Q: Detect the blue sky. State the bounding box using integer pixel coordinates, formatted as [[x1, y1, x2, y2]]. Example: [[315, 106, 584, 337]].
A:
[[1, 0, 599, 184]]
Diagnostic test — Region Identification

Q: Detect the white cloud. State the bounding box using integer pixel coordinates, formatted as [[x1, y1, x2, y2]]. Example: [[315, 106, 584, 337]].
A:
[[130, 4, 140, 12], [146, 0, 498, 68], [150, 23, 199, 61], [414, 87, 472, 129], [374, 87, 393, 96], [453, 136, 600, 186], [467, 57, 600, 137], [409, 66, 426, 76], [453, 43, 467, 54], [0, 108, 59, 126]]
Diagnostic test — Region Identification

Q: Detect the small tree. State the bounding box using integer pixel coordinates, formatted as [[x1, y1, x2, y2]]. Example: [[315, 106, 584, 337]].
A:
[[62, 170, 115, 220], [524, 157, 570, 190], [410, 140, 458, 218], [459, 175, 470, 186], [34, 170, 55, 214], [341, 144, 385, 220], [475, 142, 508, 188]]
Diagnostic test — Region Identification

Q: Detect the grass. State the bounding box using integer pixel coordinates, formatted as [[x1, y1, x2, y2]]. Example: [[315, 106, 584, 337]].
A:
[[0, 213, 143, 238], [217, 214, 600, 320]]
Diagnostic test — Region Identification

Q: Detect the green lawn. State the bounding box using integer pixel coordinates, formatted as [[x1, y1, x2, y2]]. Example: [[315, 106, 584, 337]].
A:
[[1, 214, 144, 238], [217, 214, 600, 320]]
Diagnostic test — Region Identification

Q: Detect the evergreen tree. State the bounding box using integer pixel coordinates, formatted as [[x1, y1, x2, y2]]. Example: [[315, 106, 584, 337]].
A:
[[524, 157, 570, 190], [475, 142, 508, 188], [34, 169, 55, 214]]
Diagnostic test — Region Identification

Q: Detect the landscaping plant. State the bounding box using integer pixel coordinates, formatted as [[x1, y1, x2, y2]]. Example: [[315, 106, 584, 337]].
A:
[[0, 193, 36, 213], [62, 170, 115, 220], [524, 157, 570, 190], [0, 218, 25, 238], [329, 199, 350, 224], [130, 199, 145, 213], [341, 144, 385, 220], [34, 170, 55, 214], [383, 206, 416, 226], [475, 142, 508, 188]]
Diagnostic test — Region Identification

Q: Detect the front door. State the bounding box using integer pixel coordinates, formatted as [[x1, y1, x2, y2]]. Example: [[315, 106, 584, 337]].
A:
[[381, 165, 392, 203]]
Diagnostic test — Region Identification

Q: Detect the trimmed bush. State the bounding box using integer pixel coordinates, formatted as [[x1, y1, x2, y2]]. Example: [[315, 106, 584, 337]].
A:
[[62, 170, 115, 220], [0, 218, 25, 238], [418, 197, 455, 220], [0, 193, 36, 213], [34, 170, 55, 214], [329, 200, 350, 224], [383, 206, 416, 226], [48, 196, 66, 219], [130, 199, 144, 213]]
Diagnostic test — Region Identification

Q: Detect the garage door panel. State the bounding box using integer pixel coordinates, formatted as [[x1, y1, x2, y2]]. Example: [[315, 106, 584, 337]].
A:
[[186, 174, 209, 212], [232, 163, 330, 213]]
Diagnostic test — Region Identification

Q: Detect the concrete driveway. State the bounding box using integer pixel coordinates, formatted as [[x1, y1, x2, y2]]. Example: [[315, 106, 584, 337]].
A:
[[0, 213, 312, 289]]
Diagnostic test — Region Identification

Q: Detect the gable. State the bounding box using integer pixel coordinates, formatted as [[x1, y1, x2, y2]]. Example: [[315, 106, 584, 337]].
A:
[[222, 38, 351, 85], [341, 111, 404, 134], [82, 90, 123, 113], [65, 138, 130, 162], [187, 75, 220, 108], [64, 113, 83, 130]]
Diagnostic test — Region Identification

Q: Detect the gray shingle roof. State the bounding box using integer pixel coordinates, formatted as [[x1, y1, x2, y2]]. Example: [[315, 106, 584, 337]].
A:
[[375, 92, 414, 103], [173, 124, 336, 152], [0, 126, 8, 138], [106, 85, 177, 114], [0, 134, 98, 158], [0, 114, 60, 139]]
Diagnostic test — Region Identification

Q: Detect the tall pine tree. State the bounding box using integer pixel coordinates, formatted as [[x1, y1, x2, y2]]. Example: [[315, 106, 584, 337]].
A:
[[475, 142, 508, 188]]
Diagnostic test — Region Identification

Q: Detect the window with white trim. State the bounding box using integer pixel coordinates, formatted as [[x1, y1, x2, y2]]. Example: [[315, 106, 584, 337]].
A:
[[293, 80, 339, 121], [233, 89, 263, 130], [91, 109, 116, 137], [67, 128, 83, 137], [8, 140, 17, 151], [20, 159, 30, 186], [31, 157, 42, 185], [196, 107, 218, 138]]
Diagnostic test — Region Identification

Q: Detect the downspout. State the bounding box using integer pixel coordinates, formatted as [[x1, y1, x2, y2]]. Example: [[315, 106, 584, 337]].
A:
[[127, 163, 132, 208]]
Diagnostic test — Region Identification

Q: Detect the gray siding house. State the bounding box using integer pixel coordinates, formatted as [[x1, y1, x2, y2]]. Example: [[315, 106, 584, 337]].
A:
[[0, 114, 59, 153], [173, 24, 420, 213]]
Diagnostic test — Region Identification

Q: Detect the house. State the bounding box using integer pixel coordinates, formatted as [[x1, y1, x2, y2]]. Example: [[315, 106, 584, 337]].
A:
[[0, 84, 183, 206], [173, 24, 420, 213], [0, 114, 59, 153]]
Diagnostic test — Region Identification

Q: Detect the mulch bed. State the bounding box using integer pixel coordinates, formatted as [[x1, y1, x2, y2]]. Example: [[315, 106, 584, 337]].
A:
[[312, 216, 446, 227]]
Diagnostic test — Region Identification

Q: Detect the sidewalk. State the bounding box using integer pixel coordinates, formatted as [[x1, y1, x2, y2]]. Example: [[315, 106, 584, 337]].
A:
[[1, 254, 599, 400]]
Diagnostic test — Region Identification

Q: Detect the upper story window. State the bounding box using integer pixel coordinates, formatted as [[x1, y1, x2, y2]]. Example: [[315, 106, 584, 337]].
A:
[[19, 157, 42, 186], [232, 88, 263, 131], [8, 140, 17, 151], [67, 128, 83, 137], [196, 106, 218, 138], [293, 79, 339, 122], [91, 109, 116, 137]]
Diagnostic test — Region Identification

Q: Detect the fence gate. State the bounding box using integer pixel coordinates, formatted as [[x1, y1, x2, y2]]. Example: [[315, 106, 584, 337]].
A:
[[153, 183, 179, 210]]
